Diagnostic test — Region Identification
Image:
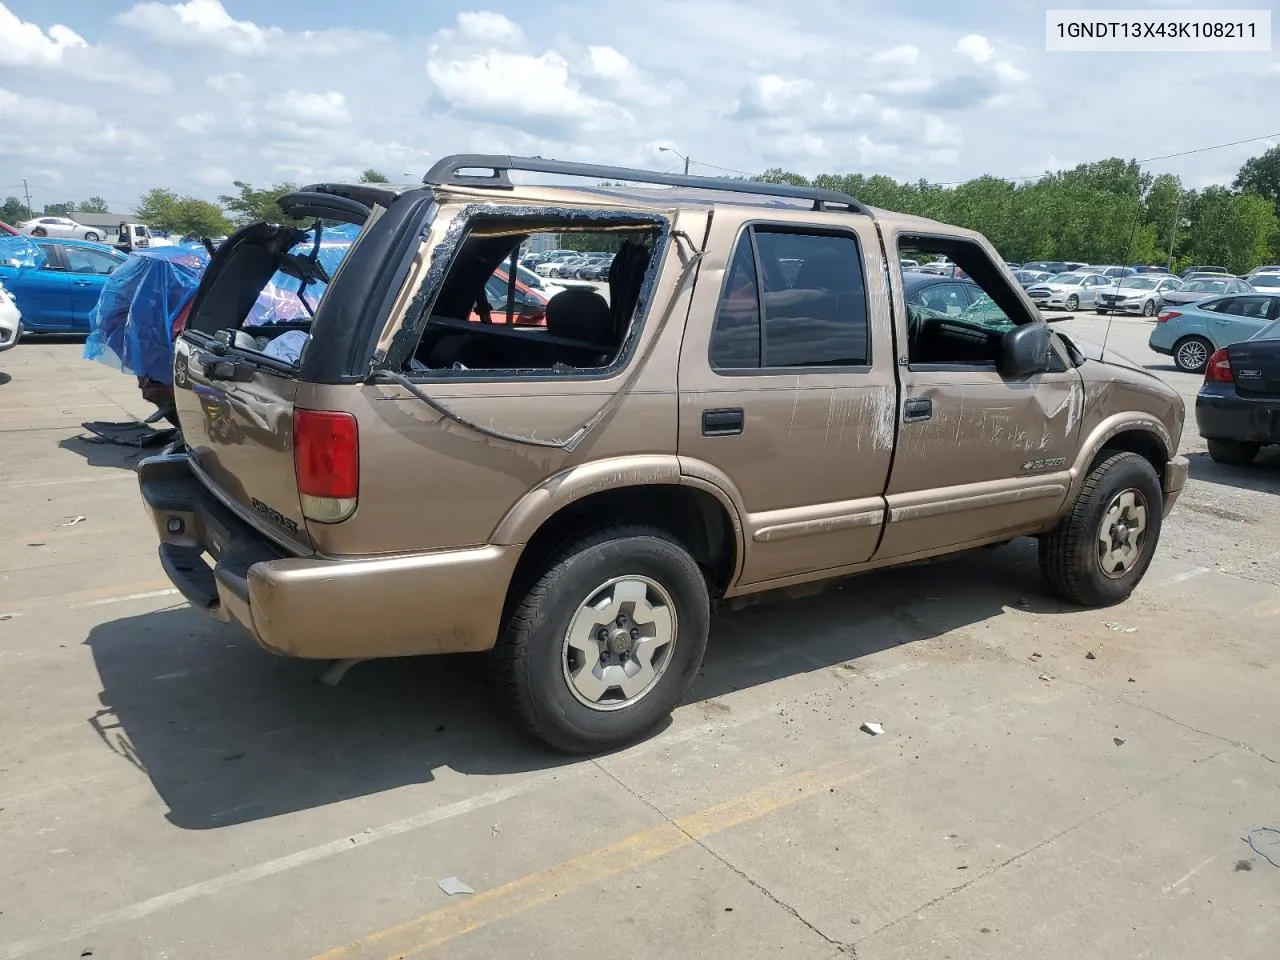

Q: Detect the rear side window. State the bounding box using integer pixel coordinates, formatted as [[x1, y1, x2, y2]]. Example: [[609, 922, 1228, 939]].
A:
[[709, 228, 869, 370]]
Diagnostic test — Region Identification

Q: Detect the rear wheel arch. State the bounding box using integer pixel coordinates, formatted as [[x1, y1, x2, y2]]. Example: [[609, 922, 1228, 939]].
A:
[[500, 483, 741, 623]]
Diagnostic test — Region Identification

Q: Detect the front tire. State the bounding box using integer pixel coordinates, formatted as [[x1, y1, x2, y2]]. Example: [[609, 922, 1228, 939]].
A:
[[1173, 336, 1213, 373], [1066, 294, 1080, 310], [495, 527, 710, 753], [1207, 438, 1260, 465], [1142, 299, 1156, 317], [1039, 452, 1163, 606], [1096, 308, 1108, 315], [84, 231, 100, 242]]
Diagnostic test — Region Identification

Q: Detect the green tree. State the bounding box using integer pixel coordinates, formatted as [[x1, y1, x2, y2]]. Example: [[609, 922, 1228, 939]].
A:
[[135, 187, 232, 236], [1, 196, 28, 223], [78, 196, 110, 214], [43, 202, 76, 216], [359, 168, 390, 183], [1187, 188, 1277, 274], [753, 168, 811, 187], [217, 180, 302, 226], [1233, 145, 1280, 213]]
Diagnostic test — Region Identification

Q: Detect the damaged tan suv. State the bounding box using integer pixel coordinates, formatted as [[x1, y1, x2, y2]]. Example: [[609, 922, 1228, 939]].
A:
[[139, 155, 1188, 752]]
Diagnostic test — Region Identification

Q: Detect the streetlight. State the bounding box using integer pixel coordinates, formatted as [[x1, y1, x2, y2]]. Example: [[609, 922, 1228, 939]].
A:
[[659, 146, 690, 176]]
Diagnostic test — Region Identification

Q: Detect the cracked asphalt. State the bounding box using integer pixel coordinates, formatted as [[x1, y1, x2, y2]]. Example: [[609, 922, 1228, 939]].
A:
[[1, 317, 1278, 960]]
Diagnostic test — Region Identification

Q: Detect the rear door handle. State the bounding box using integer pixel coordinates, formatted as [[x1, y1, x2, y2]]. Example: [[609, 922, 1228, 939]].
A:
[[702, 407, 744, 437], [903, 397, 933, 423]]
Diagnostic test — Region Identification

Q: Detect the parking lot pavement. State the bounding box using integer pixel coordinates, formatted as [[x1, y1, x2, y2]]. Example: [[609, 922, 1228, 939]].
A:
[[2, 329, 1279, 960]]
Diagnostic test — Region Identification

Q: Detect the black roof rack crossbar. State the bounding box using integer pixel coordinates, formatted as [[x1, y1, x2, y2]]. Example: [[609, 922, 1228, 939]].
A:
[[422, 154, 872, 216]]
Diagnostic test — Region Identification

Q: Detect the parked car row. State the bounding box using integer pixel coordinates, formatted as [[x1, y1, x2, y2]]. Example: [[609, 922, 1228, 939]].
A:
[[524, 249, 617, 281]]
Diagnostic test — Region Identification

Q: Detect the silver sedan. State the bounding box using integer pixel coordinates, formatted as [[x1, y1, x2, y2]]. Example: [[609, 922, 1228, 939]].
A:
[[1024, 272, 1113, 310], [1093, 275, 1182, 317]]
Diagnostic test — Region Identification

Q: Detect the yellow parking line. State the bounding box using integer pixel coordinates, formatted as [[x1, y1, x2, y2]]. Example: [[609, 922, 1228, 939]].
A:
[[313, 756, 883, 960]]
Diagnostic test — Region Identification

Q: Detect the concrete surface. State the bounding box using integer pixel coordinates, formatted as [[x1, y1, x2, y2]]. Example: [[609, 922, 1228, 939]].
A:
[[1, 316, 1278, 960]]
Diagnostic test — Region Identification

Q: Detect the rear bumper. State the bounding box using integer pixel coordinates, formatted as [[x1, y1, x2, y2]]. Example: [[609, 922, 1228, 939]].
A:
[[1162, 454, 1189, 518], [138, 452, 518, 659], [1195, 386, 1280, 444]]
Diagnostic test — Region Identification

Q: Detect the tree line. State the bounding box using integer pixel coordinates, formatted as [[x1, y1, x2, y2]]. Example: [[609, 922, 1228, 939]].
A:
[[3, 148, 1278, 272], [754, 147, 1280, 274]]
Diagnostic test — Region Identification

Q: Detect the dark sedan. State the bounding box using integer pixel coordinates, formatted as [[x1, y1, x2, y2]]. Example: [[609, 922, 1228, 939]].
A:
[[1195, 318, 1280, 465], [1161, 275, 1252, 306]]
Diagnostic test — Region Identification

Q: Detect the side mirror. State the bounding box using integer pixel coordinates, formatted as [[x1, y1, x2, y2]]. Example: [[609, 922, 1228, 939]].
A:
[[999, 322, 1052, 378]]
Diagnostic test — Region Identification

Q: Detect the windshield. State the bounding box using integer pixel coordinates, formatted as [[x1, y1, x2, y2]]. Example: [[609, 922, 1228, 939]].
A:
[[1049, 273, 1084, 285], [1121, 278, 1158, 290], [1249, 274, 1280, 288], [1250, 319, 1280, 341], [1184, 279, 1230, 292]]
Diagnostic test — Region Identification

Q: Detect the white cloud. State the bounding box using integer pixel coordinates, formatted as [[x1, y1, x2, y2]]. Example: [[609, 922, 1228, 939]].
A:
[[923, 115, 962, 148], [993, 60, 1030, 87], [0, 4, 87, 66], [427, 50, 619, 129], [456, 11, 523, 47], [732, 74, 814, 118], [194, 165, 232, 186], [585, 45, 636, 82], [927, 148, 960, 165], [176, 112, 216, 134], [0, 87, 96, 127], [264, 91, 351, 126], [955, 34, 995, 64], [870, 44, 919, 65], [0, 1, 168, 92], [206, 72, 250, 95], [118, 0, 279, 54]]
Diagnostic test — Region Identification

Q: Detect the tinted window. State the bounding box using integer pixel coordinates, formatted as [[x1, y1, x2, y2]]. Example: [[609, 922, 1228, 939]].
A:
[[1219, 295, 1272, 319], [709, 229, 869, 369], [709, 234, 762, 369], [755, 231, 868, 367], [35, 243, 61, 268]]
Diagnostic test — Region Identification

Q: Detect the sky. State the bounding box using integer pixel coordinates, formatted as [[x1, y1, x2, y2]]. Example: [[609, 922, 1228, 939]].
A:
[[1, 0, 1277, 214]]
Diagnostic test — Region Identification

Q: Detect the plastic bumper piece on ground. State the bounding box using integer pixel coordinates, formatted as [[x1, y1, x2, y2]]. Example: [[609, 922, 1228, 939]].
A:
[[137, 452, 519, 659], [1162, 454, 1189, 518]]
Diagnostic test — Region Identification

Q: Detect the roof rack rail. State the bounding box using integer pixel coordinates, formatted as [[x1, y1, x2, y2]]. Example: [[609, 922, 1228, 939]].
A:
[[422, 154, 872, 216]]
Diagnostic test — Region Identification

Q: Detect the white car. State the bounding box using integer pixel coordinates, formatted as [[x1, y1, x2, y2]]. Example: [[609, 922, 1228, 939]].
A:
[[1093, 275, 1183, 317], [18, 216, 105, 241], [0, 281, 21, 352], [1024, 271, 1113, 310], [535, 256, 577, 277]]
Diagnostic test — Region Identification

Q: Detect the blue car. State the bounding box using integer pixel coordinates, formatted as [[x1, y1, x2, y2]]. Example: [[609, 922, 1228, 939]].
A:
[[0, 237, 126, 334], [1148, 292, 1280, 373]]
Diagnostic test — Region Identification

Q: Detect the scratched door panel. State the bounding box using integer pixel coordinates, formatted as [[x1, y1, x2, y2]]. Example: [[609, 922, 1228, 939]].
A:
[[877, 368, 1084, 560]]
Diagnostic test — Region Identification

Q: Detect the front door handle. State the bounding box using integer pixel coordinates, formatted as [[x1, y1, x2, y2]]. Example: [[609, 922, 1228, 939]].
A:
[[903, 397, 933, 423], [702, 407, 744, 437]]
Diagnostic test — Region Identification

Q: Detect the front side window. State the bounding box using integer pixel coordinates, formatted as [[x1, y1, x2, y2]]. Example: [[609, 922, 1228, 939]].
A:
[[64, 246, 121, 275], [901, 235, 1029, 366], [709, 228, 869, 370]]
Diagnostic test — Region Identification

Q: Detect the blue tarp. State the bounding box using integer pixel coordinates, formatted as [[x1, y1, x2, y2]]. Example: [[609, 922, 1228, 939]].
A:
[[84, 224, 360, 384], [84, 245, 209, 383]]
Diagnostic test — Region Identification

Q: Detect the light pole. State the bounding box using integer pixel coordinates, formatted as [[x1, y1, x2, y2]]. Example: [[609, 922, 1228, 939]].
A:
[[20, 178, 32, 219], [659, 146, 690, 176]]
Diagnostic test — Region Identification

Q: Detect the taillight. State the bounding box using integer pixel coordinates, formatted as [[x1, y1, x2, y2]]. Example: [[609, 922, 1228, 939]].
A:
[[1156, 310, 1179, 323], [1204, 348, 1233, 383], [293, 409, 359, 523]]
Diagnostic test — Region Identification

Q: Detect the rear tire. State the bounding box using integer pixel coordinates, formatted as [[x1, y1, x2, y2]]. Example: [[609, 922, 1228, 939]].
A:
[[495, 526, 710, 753], [1039, 452, 1163, 607], [1173, 336, 1213, 373], [1206, 438, 1261, 466]]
